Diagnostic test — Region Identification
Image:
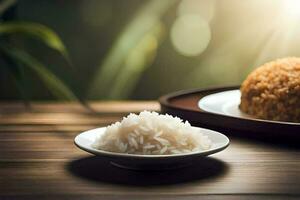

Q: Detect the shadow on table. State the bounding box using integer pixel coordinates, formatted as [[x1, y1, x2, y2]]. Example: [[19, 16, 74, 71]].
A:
[[221, 129, 300, 150], [67, 156, 229, 186]]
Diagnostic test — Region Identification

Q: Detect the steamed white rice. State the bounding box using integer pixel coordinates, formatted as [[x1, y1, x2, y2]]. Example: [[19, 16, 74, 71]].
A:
[[92, 111, 212, 155]]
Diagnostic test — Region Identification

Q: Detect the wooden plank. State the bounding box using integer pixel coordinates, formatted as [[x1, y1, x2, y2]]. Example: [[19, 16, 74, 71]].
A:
[[0, 194, 299, 200], [0, 113, 122, 125], [0, 125, 97, 132], [0, 132, 79, 140], [0, 101, 159, 114]]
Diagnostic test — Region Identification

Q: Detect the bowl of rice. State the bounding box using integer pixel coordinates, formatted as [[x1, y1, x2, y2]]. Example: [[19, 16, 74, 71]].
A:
[[74, 111, 229, 170]]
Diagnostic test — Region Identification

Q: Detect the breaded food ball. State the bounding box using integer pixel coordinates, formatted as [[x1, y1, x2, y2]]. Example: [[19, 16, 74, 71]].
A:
[[240, 57, 300, 122]]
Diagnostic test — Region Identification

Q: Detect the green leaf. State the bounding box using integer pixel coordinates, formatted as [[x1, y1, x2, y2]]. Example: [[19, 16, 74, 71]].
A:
[[0, 44, 77, 101], [0, 21, 70, 62], [88, 0, 177, 99]]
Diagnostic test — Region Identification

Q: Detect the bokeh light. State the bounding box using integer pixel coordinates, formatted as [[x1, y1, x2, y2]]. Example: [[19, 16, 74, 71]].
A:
[[171, 14, 211, 57]]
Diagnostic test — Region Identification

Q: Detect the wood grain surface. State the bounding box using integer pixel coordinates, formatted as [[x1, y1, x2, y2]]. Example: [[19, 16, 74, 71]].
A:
[[0, 101, 299, 200]]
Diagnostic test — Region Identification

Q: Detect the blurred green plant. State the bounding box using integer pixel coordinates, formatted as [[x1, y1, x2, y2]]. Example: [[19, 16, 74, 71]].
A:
[[88, 0, 177, 99], [0, 0, 78, 104]]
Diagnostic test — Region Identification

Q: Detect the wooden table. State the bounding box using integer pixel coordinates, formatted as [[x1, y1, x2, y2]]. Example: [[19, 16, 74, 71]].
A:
[[0, 102, 299, 200]]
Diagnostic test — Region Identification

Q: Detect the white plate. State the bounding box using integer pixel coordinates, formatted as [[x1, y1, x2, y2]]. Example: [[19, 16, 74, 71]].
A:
[[74, 127, 229, 170], [198, 90, 300, 126], [160, 87, 299, 136], [198, 90, 254, 119]]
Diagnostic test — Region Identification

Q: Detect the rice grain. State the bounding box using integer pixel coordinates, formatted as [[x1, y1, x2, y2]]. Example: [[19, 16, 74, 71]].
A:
[[92, 111, 212, 155]]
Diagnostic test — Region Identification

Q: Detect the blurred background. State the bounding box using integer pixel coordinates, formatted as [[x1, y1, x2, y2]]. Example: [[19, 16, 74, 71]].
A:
[[0, 0, 299, 101]]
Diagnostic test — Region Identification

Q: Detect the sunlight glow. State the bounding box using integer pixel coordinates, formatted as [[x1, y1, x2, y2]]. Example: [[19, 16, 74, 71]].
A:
[[253, 0, 300, 67], [283, 0, 300, 20]]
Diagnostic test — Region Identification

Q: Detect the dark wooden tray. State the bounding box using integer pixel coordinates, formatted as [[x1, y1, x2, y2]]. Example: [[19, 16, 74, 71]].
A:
[[159, 86, 300, 140]]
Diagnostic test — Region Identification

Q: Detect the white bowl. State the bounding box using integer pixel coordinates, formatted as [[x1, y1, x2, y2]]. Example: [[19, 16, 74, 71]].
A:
[[74, 127, 229, 170]]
